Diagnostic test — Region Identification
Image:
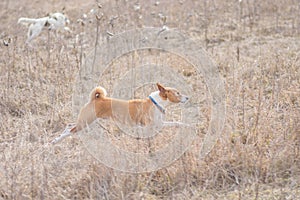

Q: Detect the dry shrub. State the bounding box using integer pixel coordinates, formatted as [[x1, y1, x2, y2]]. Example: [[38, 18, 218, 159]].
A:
[[0, 0, 299, 199]]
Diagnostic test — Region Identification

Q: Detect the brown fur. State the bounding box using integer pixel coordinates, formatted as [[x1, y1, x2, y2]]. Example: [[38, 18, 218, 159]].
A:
[[71, 83, 187, 133]]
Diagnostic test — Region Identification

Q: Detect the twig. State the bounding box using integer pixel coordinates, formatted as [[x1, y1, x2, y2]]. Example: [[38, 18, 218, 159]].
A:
[[46, 29, 51, 68], [92, 13, 103, 72]]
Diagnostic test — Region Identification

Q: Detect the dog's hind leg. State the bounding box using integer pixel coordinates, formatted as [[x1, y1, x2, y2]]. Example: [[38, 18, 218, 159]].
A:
[[51, 123, 75, 144], [26, 23, 44, 43]]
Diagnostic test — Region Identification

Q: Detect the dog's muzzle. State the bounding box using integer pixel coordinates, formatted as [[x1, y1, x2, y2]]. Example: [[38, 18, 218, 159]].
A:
[[181, 96, 189, 103]]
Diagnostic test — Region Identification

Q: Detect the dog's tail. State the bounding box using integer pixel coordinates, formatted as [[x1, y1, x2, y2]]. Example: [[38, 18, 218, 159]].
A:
[[18, 17, 38, 25]]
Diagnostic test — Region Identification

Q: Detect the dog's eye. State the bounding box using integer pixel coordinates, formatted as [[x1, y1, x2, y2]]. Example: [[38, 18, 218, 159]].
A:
[[95, 93, 100, 98]]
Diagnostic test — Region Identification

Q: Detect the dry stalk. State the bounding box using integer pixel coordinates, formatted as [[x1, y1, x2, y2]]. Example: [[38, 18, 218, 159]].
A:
[[203, 0, 209, 49], [30, 157, 35, 199], [241, 81, 245, 133], [254, 153, 264, 200], [46, 29, 51, 68], [92, 11, 103, 73], [5, 44, 10, 102]]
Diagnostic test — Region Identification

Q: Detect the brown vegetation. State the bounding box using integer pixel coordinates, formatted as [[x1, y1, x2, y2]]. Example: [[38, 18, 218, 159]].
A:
[[0, 0, 299, 199]]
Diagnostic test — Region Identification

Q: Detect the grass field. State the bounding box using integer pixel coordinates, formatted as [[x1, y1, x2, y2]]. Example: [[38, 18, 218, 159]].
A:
[[0, 0, 299, 199]]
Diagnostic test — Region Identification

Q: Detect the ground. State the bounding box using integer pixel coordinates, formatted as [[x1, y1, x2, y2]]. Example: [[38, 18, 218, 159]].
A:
[[0, 0, 299, 199]]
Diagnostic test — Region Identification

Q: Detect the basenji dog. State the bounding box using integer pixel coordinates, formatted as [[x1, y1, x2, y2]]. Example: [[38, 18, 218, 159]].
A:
[[51, 83, 189, 144], [18, 12, 70, 43]]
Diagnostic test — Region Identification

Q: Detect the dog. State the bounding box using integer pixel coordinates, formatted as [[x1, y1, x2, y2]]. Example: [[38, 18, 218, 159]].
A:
[[18, 12, 70, 43], [51, 83, 189, 144]]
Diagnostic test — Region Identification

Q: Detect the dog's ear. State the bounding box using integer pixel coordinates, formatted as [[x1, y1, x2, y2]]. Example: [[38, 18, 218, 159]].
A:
[[157, 83, 166, 93], [157, 83, 168, 99]]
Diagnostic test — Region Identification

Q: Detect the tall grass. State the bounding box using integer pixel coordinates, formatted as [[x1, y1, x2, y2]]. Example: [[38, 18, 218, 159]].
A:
[[0, 0, 299, 199]]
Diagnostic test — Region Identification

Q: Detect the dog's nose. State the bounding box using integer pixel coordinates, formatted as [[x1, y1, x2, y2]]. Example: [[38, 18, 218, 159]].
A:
[[181, 96, 189, 103]]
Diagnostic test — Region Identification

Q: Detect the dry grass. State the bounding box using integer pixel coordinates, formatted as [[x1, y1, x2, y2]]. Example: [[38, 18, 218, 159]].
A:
[[0, 0, 300, 199]]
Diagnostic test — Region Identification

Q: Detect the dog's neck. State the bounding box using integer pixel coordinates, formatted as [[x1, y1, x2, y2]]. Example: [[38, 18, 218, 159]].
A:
[[149, 91, 168, 114]]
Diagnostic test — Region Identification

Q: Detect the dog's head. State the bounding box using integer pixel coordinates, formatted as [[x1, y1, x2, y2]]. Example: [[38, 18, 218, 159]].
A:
[[90, 86, 107, 101], [157, 83, 189, 103], [48, 12, 70, 26]]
